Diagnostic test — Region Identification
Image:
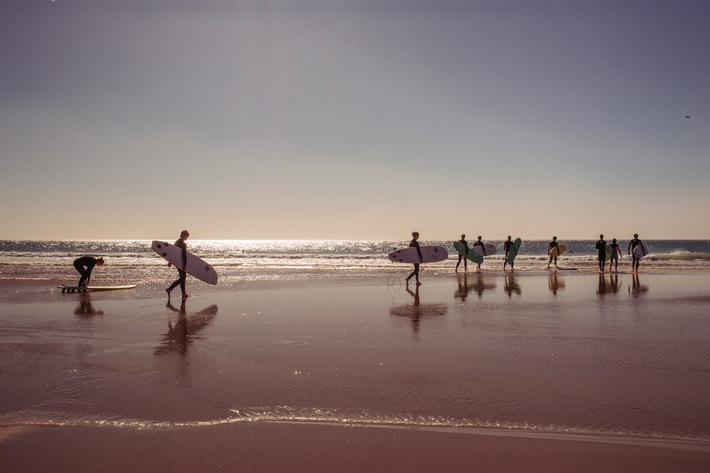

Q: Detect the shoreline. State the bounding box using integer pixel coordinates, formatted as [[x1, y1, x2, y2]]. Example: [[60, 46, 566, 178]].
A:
[[3, 423, 710, 473]]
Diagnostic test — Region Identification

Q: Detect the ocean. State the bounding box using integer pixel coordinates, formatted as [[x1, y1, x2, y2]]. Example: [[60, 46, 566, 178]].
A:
[[1, 239, 709, 290]]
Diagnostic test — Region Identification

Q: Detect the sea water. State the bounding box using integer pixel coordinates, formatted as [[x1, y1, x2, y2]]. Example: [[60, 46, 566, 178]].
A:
[[1, 239, 709, 289]]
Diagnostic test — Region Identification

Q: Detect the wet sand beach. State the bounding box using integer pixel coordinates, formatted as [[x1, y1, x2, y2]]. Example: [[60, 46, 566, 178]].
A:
[[1, 271, 710, 472]]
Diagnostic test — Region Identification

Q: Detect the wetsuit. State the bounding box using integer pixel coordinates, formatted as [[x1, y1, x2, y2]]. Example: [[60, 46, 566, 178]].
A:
[[548, 241, 558, 267], [456, 238, 468, 272], [74, 256, 99, 287], [504, 239, 513, 269], [472, 240, 485, 270], [406, 238, 423, 284], [167, 238, 188, 296], [609, 242, 620, 270], [595, 239, 607, 271], [628, 238, 643, 272]]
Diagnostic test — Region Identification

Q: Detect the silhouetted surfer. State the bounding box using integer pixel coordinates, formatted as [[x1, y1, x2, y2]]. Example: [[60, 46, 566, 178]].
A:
[[455, 234, 468, 273], [405, 231, 423, 286], [628, 233, 643, 273], [472, 235, 485, 272], [609, 238, 622, 272], [73, 256, 104, 287], [547, 236, 559, 268], [503, 235, 514, 271], [166, 230, 190, 299], [595, 234, 607, 272]]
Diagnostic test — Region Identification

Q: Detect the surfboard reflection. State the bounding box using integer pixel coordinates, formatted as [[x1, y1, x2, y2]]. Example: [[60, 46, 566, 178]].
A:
[[73, 292, 104, 317], [548, 274, 565, 295], [390, 286, 448, 333], [154, 300, 219, 357], [454, 273, 496, 301], [503, 274, 522, 297], [629, 274, 649, 297]]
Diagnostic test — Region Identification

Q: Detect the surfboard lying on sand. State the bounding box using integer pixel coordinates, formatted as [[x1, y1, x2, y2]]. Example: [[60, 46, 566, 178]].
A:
[[472, 243, 498, 258], [549, 243, 565, 258], [58, 285, 137, 293], [152, 240, 218, 285], [506, 238, 522, 265], [388, 246, 448, 264], [633, 241, 650, 258], [453, 241, 483, 265]]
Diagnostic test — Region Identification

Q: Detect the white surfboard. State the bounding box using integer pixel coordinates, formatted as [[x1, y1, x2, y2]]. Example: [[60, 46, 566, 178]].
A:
[[152, 240, 218, 285], [472, 243, 498, 257], [58, 285, 137, 293], [632, 241, 650, 258], [388, 246, 449, 264]]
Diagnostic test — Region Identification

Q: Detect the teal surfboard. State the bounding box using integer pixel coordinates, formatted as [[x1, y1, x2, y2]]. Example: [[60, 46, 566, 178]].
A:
[[506, 238, 522, 265], [454, 241, 483, 265]]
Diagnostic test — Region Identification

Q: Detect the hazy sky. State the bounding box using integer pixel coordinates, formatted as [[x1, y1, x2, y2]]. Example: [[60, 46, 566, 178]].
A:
[[2, 0, 709, 240]]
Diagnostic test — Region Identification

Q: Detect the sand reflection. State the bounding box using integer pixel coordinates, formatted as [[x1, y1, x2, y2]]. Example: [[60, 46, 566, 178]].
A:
[[629, 274, 649, 297], [154, 300, 219, 357], [596, 273, 622, 296], [548, 273, 565, 295], [73, 292, 104, 317], [503, 274, 521, 297], [389, 285, 448, 332], [454, 273, 497, 301]]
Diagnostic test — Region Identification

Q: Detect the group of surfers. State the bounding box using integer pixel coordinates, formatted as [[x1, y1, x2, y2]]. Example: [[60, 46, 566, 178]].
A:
[[404, 232, 646, 286], [70, 229, 646, 293]]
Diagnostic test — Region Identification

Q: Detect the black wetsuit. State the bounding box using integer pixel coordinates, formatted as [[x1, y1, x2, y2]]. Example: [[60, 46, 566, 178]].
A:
[[609, 242, 620, 270], [406, 239, 423, 283], [456, 238, 468, 271], [504, 239, 513, 269], [548, 241, 559, 266], [596, 239, 607, 271], [628, 238, 643, 271], [167, 239, 188, 295], [73, 256, 99, 287]]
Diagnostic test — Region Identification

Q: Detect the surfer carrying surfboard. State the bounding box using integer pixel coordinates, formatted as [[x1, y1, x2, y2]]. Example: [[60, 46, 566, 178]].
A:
[[628, 234, 643, 273], [73, 256, 104, 287], [503, 236, 514, 271], [472, 236, 485, 272], [405, 232, 423, 286], [166, 230, 190, 299], [547, 236, 559, 268], [455, 234, 468, 273]]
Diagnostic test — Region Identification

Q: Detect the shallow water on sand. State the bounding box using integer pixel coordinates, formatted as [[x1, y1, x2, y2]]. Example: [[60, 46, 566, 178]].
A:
[[1, 273, 710, 444]]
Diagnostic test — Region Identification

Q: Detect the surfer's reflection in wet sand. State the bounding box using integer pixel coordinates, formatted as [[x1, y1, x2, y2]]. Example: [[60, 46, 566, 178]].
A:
[[503, 274, 521, 297], [548, 274, 565, 296], [597, 273, 622, 296], [629, 274, 649, 297], [390, 285, 447, 333], [455, 273, 496, 301], [455, 274, 472, 301], [73, 292, 104, 317], [154, 299, 218, 357]]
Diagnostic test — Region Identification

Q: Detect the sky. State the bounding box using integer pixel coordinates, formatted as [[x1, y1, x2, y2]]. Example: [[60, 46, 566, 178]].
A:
[[1, 0, 709, 241]]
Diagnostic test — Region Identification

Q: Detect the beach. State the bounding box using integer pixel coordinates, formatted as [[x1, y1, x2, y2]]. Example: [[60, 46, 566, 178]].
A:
[[1, 264, 710, 472]]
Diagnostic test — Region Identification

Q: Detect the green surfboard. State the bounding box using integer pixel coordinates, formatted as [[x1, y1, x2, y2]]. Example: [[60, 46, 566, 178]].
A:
[[454, 241, 483, 265], [506, 238, 522, 265]]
